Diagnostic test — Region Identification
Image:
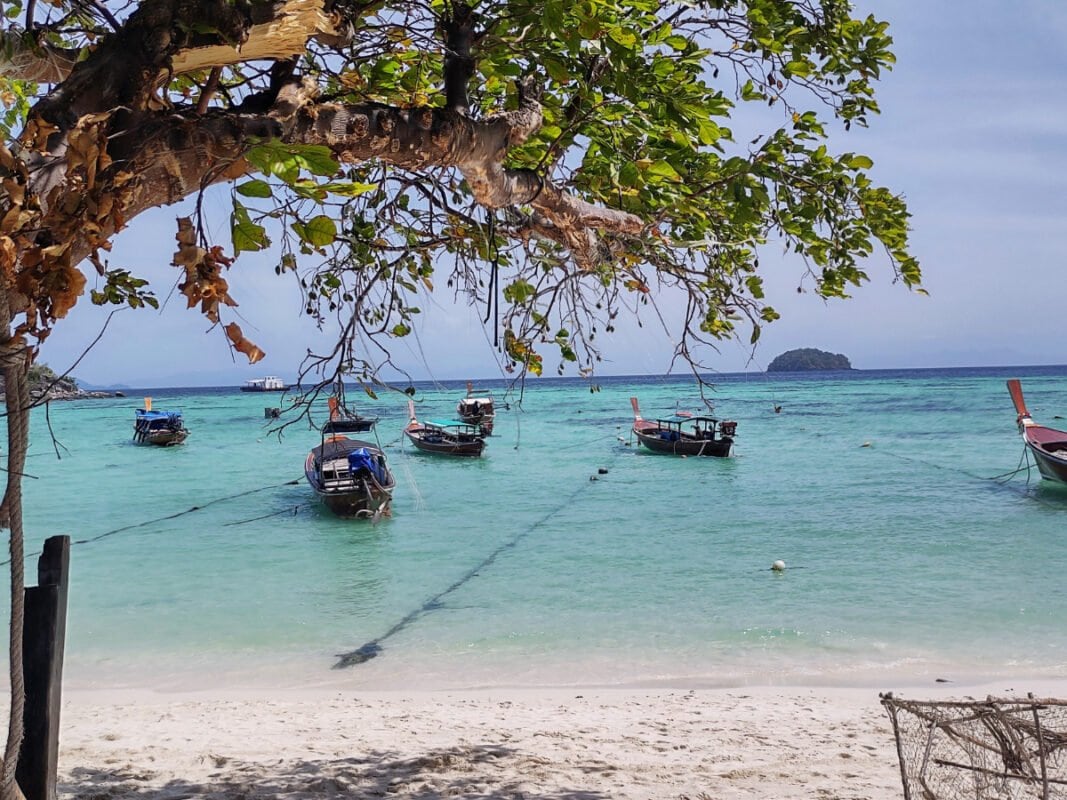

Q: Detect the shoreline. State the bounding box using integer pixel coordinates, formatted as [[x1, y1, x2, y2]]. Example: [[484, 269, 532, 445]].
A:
[[53, 680, 1061, 799], [56, 639, 1067, 695]]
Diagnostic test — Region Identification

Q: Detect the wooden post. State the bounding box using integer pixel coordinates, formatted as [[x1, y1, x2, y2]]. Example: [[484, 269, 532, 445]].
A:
[[17, 536, 70, 800]]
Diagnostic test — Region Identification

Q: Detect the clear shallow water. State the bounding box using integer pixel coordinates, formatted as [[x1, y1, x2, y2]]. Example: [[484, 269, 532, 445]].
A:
[[7, 366, 1067, 690]]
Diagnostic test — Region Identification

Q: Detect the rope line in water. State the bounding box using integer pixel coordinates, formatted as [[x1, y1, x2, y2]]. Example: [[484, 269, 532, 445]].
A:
[[394, 449, 425, 513], [989, 445, 1031, 484], [224, 504, 304, 527], [332, 454, 620, 669], [865, 445, 1066, 509], [2, 478, 303, 566], [558, 431, 623, 451]]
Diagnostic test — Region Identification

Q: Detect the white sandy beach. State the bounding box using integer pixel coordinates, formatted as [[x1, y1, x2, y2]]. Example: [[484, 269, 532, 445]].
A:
[[53, 681, 1059, 800]]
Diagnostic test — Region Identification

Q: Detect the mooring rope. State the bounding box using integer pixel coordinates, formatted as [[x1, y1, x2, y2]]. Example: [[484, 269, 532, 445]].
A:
[[1, 478, 303, 566], [393, 451, 424, 513], [224, 504, 304, 527], [864, 445, 1066, 508], [557, 431, 624, 451], [332, 454, 620, 669]]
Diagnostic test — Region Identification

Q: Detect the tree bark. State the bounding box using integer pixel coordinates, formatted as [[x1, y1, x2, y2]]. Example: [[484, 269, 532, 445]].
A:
[[0, 285, 29, 800]]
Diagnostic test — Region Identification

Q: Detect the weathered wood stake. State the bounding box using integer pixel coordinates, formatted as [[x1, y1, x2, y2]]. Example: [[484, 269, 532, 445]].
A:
[[16, 536, 69, 800]]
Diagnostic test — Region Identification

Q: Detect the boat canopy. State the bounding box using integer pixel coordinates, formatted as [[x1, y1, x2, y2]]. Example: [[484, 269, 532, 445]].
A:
[[136, 410, 183, 420], [324, 418, 376, 434], [428, 419, 477, 429], [652, 416, 719, 428]]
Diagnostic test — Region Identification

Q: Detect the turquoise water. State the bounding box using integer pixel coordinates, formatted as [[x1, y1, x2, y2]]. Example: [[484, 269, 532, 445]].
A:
[[8, 366, 1067, 690]]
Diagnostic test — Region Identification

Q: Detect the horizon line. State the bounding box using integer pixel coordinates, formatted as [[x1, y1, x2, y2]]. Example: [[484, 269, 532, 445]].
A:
[[78, 362, 1067, 392]]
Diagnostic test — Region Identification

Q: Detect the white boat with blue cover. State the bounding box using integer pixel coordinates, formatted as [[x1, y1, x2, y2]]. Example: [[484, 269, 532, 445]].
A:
[[133, 401, 189, 447]]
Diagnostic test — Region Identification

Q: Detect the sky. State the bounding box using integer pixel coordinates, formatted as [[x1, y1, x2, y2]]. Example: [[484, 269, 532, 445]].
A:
[[37, 0, 1067, 387]]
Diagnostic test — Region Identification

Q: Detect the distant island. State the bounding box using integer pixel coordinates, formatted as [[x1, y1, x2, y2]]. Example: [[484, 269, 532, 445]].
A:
[[767, 348, 853, 372]]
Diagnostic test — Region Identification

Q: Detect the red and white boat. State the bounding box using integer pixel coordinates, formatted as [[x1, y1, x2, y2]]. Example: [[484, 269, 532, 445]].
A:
[[1008, 379, 1067, 485]]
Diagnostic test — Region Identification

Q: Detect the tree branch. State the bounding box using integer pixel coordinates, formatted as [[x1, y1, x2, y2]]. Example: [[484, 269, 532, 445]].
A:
[[441, 2, 476, 115], [278, 83, 645, 268]]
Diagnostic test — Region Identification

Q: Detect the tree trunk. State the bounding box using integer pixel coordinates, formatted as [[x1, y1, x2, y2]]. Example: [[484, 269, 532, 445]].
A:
[[0, 285, 29, 800]]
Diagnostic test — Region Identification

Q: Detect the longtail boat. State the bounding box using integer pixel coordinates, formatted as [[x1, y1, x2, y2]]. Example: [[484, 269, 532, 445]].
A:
[[405, 400, 486, 457], [630, 396, 735, 457], [305, 396, 394, 518], [133, 398, 188, 446], [457, 381, 495, 436]]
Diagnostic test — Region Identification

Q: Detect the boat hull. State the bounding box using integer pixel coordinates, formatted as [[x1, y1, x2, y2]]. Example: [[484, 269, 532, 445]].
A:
[[1023, 432, 1067, 484], [133, 429, 189, 447], [312, 482, 393, 517], [634, 428, 732, 457], [240, 386, 288, 392]]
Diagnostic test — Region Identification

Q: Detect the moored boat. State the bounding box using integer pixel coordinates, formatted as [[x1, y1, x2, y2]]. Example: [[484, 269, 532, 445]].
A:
[[133, 399, 188, 446], [405, 400, 486, 457], [304, 397, 394, 517], [630, 396, 735, 457], [1007, 379, 1067, 484], [241, 376, 289, 392], [457, 382, 495, 435]]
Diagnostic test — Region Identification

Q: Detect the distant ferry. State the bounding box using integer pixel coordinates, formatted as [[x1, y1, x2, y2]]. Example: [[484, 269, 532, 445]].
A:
[[240, 376, 289, 392]]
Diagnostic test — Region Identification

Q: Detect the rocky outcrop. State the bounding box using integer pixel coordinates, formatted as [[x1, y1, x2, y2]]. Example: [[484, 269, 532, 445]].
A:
[[767, 348, 852, 372], [0, 364, 120, 401]]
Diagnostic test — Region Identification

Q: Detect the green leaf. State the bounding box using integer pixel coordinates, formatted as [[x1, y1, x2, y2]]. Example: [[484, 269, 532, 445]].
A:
[[697, 119, 722, 146], [504, 280, 535, 304], [292, 146, 340, 177], [542, 56, 570, 83], [579, 18, 600, 39], [300, 215, 337, 247], [848, 154, 874, 170], [645, 161, 682, 181], [321, 182, 379, 197], [231, 202, 270, 253], [607, 27, 638, 49], [236, 180, 273, 198], [245, 142, 339, 184], [619, 161, 640, 187]]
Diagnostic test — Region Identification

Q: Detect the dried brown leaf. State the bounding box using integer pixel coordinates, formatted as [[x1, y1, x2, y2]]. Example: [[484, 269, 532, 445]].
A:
[[224, 322, 265, 364]]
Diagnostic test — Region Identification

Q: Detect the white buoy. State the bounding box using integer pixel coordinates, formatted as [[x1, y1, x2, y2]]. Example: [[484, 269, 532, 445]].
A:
[[771, 560, 786, 572]]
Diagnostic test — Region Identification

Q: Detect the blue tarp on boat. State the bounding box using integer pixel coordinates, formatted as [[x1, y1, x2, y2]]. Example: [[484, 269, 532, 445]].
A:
[[136, 410, 183, 420], [348, 447, 387, 484]]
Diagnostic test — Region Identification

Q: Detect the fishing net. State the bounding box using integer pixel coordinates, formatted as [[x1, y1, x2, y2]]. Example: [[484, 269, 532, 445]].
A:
[[881, 693, 1067, 800]]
